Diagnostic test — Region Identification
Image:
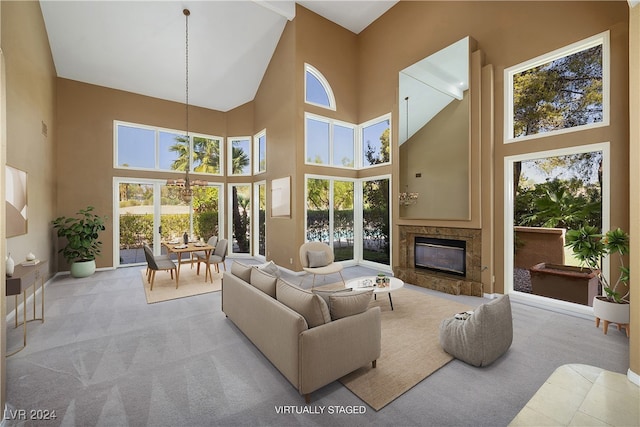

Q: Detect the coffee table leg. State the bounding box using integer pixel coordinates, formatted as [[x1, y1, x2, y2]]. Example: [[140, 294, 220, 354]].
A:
[[389, 293, 394, 311]]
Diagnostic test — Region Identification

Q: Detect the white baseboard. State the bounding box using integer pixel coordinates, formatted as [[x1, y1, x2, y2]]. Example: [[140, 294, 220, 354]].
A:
[[628, 368, 640, 387]]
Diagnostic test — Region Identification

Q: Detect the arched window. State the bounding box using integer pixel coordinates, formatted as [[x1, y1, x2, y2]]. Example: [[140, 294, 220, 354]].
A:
[[305, 63, 336, 110]]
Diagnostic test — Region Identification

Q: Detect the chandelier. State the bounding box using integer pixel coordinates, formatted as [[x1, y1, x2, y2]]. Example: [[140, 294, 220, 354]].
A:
[[166, 8, 206, 203]]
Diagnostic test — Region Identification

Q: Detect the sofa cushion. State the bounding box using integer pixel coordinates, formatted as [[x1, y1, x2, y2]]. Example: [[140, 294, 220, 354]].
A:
[[254, 260, 281, 277], [313, 288, 352, 307], [328, 290, 373, 320], [276, 279, 331, 327], [307, 250, 329, 268], [250, 267, 277, 298], [231, 261, 252, 283]]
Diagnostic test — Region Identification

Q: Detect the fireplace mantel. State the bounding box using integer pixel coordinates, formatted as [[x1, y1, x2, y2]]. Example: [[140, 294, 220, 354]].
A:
[[394, 225, 483, 296]]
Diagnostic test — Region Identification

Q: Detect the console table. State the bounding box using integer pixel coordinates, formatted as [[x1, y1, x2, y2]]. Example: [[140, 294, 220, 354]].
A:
[[5, 260, 48, 356]]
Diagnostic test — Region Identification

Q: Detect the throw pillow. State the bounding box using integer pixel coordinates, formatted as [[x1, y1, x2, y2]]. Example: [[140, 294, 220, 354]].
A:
[[328, 290, 373, 320], [230, 261, 252, 282], [250, 267, 277, 298], [276, 279, 331, 327], [254, 260, 281, 277], [313, 288, 353, 309], [307, 250, 329, 268]]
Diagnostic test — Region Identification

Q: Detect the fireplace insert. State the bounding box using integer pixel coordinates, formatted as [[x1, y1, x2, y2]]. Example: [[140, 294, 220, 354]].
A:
[[415, 237, 466, 277]]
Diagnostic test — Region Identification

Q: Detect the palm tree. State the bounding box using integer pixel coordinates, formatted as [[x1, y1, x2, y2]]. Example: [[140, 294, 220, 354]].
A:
[[169, 135, 190, 172], [193, 137, 220, 174]]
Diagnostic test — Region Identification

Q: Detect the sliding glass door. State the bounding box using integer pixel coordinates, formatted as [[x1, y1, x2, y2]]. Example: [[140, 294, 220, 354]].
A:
[[115, 178, 223, 266], [117, 181, 154, 265]]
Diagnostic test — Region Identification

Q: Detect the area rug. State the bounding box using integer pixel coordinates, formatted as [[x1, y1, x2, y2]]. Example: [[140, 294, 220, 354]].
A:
[[140, 267, 222, 304], [329, 285, 473, 411]]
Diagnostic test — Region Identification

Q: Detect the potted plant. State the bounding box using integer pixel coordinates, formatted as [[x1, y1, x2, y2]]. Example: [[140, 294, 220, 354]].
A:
[[52, 206, 107, 278], [565, 225, 630, 336]]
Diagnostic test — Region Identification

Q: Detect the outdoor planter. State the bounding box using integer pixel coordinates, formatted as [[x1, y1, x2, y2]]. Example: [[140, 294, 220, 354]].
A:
[[529, 263, 599, 306], [592, 296, 630, 336]]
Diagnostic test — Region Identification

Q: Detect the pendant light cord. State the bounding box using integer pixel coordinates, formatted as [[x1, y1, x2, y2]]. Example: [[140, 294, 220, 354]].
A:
[[184, 8, 190, 139]]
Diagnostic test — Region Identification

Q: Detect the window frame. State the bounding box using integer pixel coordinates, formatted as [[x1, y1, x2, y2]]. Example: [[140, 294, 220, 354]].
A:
[[227, 182, 253, 257], [114, 120, 224, 176], [504, 31, 610, 144], [253, 129, 267, 175], [304, 63, 336, 111], [360, 113, 392, 168], [191, 132, 224, 176], [304, 173, 393, 271], [304, 113, 357, 169]]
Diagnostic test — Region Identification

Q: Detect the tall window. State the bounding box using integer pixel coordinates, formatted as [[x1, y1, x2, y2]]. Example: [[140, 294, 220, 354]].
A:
[[254, 130, 267, 174], [362, 177, 390, 266], [255, 182, 266, 257], [306, 175, 390, 267], [229, 183, 251, 255], [505, 32, 609, 142], [305, 177, 355, 262], [305, 63, 336, 110], [228, 137, 251, 176]]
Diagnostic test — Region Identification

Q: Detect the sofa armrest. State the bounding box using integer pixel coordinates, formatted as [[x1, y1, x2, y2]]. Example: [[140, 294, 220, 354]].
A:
[[222, 272, 308, 386], [298, 306, 381, 395]]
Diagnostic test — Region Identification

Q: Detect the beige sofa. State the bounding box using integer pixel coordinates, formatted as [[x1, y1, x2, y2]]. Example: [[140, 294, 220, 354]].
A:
[[222, 262, 381, 403]]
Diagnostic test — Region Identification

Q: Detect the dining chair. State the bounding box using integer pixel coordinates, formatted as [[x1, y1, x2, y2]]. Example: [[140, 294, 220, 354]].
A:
[[196, 238, 228, 277], [143, 244, 178, 290]]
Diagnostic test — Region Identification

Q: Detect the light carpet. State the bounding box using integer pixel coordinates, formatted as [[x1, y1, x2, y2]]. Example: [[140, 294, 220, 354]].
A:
[[140, 267, 222, 304], [333, 286, 472, 411]]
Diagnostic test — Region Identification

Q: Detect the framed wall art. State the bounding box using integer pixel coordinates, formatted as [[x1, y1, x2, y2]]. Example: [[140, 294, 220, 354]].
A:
[[6, 165, 27, 237], [271, 176, 291, 218]]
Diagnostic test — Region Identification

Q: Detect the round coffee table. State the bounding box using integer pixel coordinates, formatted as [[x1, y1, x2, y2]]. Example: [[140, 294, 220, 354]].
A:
[[346, 276, 404, 310]]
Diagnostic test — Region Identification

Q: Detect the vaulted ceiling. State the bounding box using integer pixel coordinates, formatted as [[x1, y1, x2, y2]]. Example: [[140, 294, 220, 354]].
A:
[[40, 1, 398, 112]]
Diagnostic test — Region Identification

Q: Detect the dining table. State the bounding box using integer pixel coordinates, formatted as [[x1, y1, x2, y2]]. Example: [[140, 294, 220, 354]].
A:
[[161, 240, 216, 285]]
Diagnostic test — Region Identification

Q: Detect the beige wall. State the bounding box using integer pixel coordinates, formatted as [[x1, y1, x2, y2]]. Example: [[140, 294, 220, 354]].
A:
[[56, 79, 231, 270], [1, 0, 58, 410], [359, 1, 629, 291], [400, 92, 470, 219], [2, 1, 57, 275], [253, 19, 300, 268]]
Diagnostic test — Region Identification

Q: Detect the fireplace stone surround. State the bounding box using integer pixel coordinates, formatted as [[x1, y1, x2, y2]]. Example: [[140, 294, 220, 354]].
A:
[[394, 225, 483, 296]]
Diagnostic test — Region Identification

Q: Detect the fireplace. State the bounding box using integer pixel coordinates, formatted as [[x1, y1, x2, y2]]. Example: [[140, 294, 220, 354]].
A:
[[395, 225, 483, 296], [415, 237, 466, 276]]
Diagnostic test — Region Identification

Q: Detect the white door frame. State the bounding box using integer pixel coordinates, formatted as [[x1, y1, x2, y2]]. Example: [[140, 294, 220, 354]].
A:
[[503, 142, 610, 318]]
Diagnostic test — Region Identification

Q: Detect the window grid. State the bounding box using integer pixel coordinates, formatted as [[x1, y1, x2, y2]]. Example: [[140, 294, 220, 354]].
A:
[[304, 63, 336, 111], [114, 120, 224, 176]]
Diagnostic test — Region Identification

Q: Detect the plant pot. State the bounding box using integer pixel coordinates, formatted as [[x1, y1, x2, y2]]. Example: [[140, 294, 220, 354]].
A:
[[529, 263, 599, 306], [70, 260, 96, 278], [593, 296, 630, 326]]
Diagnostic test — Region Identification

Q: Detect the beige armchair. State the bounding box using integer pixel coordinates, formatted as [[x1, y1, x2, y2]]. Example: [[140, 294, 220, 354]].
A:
[[299, 241, 344, 288]]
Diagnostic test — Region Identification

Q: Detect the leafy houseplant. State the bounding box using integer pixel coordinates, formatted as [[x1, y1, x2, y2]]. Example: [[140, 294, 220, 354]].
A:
[[52, 206, 107, 277], [565, 225, 630, 303]]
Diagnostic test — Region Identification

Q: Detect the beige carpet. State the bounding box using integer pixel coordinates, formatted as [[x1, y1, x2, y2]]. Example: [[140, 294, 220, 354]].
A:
[[332, 286, 473, 411], [140, 267, 222, 304]]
